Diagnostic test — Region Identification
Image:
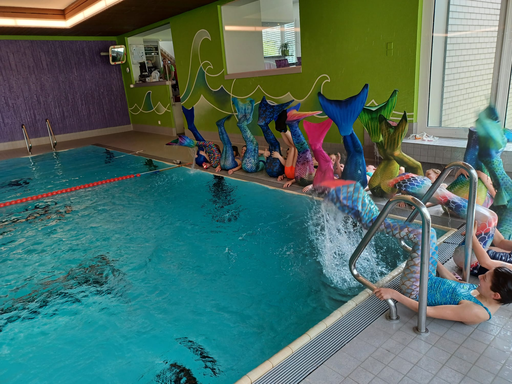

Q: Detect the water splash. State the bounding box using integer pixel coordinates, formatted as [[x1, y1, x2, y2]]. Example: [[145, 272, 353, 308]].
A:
[[308, 201, 397, 296]]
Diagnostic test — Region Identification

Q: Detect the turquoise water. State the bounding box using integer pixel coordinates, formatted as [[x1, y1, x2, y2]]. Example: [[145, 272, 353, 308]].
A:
[[0, 146, 345, 384]]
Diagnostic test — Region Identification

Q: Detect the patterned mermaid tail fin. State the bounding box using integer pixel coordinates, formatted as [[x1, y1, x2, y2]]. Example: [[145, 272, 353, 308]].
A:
[[476, 106, 512, 207], [323, 180, 381, 229], [304, 119, 334, 187], [233, 97, 255, 125], [286, 109, 322, 123], [390, 173, 498, 248], [358, 89, 398, 143], [504, 128, 512, 143], [217, 115, 238, 170], [257, 97, 294, 125], [317, 84, 369, 136], [166, 135, 197, 148]]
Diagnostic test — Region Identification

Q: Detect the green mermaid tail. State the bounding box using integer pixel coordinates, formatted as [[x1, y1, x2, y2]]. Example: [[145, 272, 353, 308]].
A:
[[367, 113, 422, 197]]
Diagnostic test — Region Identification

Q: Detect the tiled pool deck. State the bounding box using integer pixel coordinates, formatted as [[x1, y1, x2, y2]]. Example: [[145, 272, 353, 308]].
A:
[[3, 131, 512, 384]]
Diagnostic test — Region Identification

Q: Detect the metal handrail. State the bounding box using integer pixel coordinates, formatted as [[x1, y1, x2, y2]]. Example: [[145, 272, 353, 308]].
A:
[[349, 194, 432, 333], [45, 119, 57, 151], [399, 161, 478, 282], [21, 124, 32, 155]]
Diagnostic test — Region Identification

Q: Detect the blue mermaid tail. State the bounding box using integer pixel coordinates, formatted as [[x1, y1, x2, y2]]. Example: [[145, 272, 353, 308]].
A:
[[257, 97, 294, 177], [318, 85, 369, 188], [286, 104, 322, 186], [182, 106, 207, 166], [233, 98, 264, 173], [216, 115, 238, 170], [167, 135, 196, 148]]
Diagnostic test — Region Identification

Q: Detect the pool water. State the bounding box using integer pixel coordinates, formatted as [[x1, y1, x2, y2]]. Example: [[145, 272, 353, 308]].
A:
[[0, 146, 348, 384]]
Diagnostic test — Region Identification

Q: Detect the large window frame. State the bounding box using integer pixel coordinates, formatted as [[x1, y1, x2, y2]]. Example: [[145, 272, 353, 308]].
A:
[[417, 0, 512, 139]]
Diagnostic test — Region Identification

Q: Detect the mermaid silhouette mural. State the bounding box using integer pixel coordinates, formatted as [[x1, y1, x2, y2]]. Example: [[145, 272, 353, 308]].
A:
[[257, 97, 294, 177], [232, 97, 265, 173], [318, 84, 369, 188], [286, 104, 321, 186], [182, 106, 208, 166]]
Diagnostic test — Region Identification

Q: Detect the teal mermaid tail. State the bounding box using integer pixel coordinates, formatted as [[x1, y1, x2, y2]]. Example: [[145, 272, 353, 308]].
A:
[[476, 107, 512, 206], [168, 135, 196, 148], [233, 98, 263, 173], [286, 105, 322, 186], [390, 173, 498, 249], [318, 86, 369, 187], [476, 106, 512, 239], [303, 118, 334, 187], [323, 179, 438, 299], [217, 115, 238, 170], [182, 106, 207, 166], [447, 128, 493, 207], [257, 97, 294, 177]]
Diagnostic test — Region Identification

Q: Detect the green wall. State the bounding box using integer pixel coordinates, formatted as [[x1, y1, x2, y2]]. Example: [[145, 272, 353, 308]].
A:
[[163, 0, 422, 144]]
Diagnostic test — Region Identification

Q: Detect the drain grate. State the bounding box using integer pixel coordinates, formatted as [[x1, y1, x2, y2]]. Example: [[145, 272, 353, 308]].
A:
[[255, 228, 464, 384]]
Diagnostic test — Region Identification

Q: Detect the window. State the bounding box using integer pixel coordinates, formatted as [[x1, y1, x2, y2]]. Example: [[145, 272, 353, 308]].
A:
[[221, 0, 301, 78], [419, 0, 512, 138]]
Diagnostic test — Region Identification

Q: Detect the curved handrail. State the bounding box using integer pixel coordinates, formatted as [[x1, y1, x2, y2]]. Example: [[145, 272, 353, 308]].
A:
[[399, 162, 478, 282], [349, 195, 432, 333], [21, 124, 32, 155], [45, 119, 57, 150]]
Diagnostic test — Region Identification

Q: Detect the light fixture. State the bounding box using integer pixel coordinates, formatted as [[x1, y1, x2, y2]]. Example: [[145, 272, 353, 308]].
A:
[[0, 0, 123, 29]]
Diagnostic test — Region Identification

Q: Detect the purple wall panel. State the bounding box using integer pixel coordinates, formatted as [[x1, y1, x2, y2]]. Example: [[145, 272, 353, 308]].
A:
[[0, 40, 130, 143]]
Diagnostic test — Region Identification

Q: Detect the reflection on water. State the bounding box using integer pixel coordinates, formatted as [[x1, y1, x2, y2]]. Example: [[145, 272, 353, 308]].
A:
[[205, 175, 241, 223]]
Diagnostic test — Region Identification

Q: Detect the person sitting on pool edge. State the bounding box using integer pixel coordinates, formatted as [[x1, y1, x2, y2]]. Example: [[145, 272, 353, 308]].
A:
[[374, 228, 512, 324]]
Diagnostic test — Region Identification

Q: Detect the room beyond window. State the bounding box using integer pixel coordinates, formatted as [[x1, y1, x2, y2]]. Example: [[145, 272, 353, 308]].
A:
[[419, 0, 512, 138], [221, 0, 302, 79]]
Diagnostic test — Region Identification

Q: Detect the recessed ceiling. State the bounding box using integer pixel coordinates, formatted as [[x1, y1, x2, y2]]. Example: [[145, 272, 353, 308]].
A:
[[0, 0, 77, 9], [0, 0, 219, 36]]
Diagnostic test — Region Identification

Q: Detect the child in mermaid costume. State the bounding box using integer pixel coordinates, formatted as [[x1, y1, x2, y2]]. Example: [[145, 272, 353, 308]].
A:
[[324, 179, 512, 324]]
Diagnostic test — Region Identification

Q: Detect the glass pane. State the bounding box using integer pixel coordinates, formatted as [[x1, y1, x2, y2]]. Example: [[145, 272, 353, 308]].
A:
[[506, 69, 512, 129], [428, 0, 502, 128], [221, 0, 301, 75]]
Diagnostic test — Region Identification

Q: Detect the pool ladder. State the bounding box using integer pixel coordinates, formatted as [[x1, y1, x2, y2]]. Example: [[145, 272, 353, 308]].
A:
[[349, 161, 478, 334], [20, 120, 58, 155], [46, 119, 57, 151], [21, 124, 32, 155]]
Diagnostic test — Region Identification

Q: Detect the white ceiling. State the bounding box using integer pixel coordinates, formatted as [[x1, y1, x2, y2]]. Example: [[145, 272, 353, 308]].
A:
[[0, 0, 77, 9]]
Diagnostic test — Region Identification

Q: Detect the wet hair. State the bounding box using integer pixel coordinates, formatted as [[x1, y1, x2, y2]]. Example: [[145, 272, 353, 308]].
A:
[[491, 267, 512, 304], [242, 145, 247, 150], [232, 145, 240, 157]]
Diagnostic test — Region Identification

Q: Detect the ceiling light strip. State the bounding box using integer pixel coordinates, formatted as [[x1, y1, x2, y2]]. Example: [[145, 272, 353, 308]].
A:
[[0, 0, 122, 28]]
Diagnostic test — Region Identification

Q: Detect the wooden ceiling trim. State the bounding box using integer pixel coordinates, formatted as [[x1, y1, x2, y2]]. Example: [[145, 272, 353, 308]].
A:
[[0, 6, 65, 19], [65, 0, 102, 18]]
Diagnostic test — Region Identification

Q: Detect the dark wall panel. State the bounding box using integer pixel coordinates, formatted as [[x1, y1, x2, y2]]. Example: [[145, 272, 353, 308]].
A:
[[0, 40, 130, 143]]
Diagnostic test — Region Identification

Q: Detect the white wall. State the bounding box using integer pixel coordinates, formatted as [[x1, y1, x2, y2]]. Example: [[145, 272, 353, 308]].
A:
[[222, 0, 266, 74]]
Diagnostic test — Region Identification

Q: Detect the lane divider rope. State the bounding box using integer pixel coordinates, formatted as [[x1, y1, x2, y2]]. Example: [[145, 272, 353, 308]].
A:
[[0, 162, 192, 209]]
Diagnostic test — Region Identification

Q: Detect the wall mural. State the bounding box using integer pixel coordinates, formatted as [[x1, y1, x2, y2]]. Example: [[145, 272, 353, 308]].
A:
[[129, 91, 171, 115]]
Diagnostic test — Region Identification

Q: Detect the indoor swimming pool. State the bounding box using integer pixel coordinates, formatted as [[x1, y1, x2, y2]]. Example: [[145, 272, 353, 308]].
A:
[[0, 146, 440, 383]]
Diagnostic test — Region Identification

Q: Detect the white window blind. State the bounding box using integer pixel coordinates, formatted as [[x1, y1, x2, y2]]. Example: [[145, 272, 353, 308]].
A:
[[283, 22, 296, 61], [262, 26, 281, 57]]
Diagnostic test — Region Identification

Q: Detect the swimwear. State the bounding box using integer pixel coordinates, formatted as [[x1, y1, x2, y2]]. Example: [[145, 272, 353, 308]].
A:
[[471, 249, 512, 276], [427, 276, 491, 319], [285, 166, 295, 179]]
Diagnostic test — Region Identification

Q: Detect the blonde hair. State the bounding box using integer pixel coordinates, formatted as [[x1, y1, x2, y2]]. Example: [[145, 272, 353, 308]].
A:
[[427, 168, 441, 175]]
